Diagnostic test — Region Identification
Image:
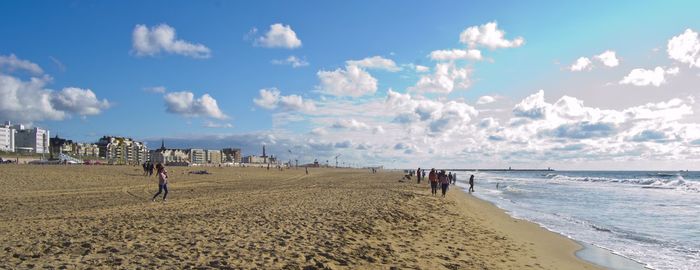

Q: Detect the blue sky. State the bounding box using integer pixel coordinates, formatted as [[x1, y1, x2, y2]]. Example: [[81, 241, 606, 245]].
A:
[[2, 1, 700, 169]]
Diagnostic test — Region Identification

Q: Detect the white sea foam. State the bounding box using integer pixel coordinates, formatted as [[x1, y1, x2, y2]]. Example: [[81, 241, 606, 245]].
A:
[[545, 173, 700, 193], [455, 170, 700, 270]]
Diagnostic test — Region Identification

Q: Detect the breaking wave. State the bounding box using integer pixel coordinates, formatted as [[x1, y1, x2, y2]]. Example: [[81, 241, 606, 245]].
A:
[[545, 173, 700, 193]]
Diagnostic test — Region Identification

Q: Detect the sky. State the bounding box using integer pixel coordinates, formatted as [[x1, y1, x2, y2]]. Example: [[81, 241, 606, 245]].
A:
[[2, 0, 700, 169]]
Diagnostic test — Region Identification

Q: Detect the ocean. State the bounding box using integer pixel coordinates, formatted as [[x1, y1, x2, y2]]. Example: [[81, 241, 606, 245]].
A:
[[451, 170, 700, 270]]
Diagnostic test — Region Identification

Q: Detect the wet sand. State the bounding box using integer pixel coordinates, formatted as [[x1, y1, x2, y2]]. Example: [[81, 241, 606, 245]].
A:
[[0, 165, 599, 269]]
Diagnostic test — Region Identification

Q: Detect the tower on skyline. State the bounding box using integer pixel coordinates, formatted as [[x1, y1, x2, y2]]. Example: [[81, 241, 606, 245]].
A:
[[261, 144, 268, 163]]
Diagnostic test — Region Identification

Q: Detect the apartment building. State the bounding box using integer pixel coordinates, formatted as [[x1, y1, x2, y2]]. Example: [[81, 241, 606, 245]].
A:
[[96, 136, 148, 165]]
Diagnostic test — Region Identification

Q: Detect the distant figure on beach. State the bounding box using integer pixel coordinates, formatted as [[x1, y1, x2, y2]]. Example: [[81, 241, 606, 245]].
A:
[[142, 162, 148, 176], [152, 163, 169, 202], [440, 170, 450, 197], [429, 168, 438, 196], [305, 166, 308, 175], [422, 170, 426, 179], [416, 167, 421, 184], [447, 172, 453, 185], [452, 173, 457, 185], [148, 162, 154, 176], [468, 174, 475, 192]]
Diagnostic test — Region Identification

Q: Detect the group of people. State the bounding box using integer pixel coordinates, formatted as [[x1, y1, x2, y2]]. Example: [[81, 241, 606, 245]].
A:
[[415, 167, 475, 197], [142, 162, 155, 176]]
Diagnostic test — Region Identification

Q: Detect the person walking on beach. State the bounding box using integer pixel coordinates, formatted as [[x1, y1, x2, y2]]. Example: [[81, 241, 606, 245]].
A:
[[148, 162, 154, 176], [142, 162, 148, 176], [452, 173, 457, 185], [429, 168, 438, 196], [468, 174, 475, 192], [440, 170, 450, 197], [448, 172, 453, 185], [416, 167, 422, 184], [152, 163, 169, 202]]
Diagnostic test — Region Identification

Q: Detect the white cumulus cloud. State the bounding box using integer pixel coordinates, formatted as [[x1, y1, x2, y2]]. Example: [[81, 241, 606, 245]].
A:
[[386, 89, 478, 136], [619, 66, 678, 87], [254, 23, 302, 49], [132, 24, 211, 58], [569, 50, 619, 71], [569, 57, 592, 71], [595, 50, 619, 67], [50, 87, 110, 116], [476, 95, 497, 105], [667, 28, 700, 68], [415, 65, 430, 72], [164, 91, 227, 119], [459, 21, 524, 50], [331, 119, 370, 130], [0, 54, 43, 74], [346, 56, 400, 72], [271, 55, 309, 68], [409, 62, 471, 94], [372, 126, 385, 134], [0, 55, 110, 122], [316, 65, 378, 97], [512, 90, 550, 119], [0, 75, 109, 122], [430, 49, 482, 61], [203, 121, 233, 128], [253, 88, 315, 112]]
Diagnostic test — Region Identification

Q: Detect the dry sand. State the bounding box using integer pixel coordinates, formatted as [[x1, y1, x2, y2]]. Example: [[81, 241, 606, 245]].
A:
[[0, 165, 600, 269]]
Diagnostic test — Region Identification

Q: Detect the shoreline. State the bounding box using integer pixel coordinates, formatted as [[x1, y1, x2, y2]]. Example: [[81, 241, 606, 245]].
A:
[[575, 242, 648, 270], [446, 186, 601, 269], [452, 186, 647, 270]]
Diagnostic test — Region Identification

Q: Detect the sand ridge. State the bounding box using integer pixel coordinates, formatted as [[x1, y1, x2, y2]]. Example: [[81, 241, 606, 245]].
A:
[[0, 165, 597, 269]]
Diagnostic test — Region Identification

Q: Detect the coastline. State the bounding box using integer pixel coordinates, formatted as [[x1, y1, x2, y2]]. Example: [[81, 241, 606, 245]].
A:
[[452, 186, 646, 270], [447, 186, 601, 269]]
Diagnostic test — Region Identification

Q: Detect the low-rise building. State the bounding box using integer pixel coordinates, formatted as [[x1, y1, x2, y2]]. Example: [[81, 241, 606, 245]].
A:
[[243, 155, 266, 164], [222, 148, 242, 163], [75, 143, 99, 157], [14, 124, 50, 154], [206, 149, 222, 164], [189, 148, 206, 164], [0, 122, 16, 152], [150, 148, 190, 165], [149, 140, 190, 166], [49, 136, 74, 157], [49, 136, 100, 159]]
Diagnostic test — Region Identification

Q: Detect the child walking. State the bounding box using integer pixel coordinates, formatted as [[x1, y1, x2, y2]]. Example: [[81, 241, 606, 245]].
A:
[[152, 163, 169, 202]]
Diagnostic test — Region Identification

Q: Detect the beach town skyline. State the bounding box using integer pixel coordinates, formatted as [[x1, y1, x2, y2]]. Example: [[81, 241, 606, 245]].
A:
[[2, 1, 700, 170], [2, 2, 699, 269]]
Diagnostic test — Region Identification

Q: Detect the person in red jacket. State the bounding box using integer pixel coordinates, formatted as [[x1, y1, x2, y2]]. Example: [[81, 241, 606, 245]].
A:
[[428, 168, 438, 196]]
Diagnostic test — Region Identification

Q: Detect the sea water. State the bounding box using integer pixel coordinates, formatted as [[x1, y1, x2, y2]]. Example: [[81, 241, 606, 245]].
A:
[[451, 170, 700, 270]]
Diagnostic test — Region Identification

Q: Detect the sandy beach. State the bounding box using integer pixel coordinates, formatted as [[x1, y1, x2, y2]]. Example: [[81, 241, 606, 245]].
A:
[[0, 165, 599, 269]]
